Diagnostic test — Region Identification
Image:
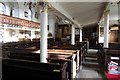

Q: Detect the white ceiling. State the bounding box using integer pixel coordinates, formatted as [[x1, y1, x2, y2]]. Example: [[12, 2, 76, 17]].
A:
[[109, 3, 118, 26], [100, 3, 118, 26], [56, 2, 107, 27], [109, 4, 118, 21], [49, 2, 119, 28]]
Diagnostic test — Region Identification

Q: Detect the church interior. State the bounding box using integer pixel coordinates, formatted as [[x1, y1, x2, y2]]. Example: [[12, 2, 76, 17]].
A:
[[0, 0, 120, 80]]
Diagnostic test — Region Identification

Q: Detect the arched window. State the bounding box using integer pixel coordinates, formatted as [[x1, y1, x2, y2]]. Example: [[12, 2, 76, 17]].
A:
[[0, 3, 5, 14], [28, 9, 32, 21]]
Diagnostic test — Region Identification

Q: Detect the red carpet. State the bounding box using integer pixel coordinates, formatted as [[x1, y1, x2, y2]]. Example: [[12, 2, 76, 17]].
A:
[[106, 72, 120, 80]]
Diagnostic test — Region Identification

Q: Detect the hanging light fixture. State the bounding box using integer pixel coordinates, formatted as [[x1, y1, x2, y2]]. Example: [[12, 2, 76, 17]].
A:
[[24, 0, 37, 10], [64, 19, 70, 24], [110, 0, 120, 6], [24, 0, 51, 10]]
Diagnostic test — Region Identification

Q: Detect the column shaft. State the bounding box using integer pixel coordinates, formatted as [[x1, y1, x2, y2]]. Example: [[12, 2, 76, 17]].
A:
[[31, 30, 34, 41], [15, 29, 19, 41], [98, 24, 101, 43], [104, 10, 109, 48], [79, 28, 82, 42], [71, 25, 75, 45], [40, 11, 48, 63], [3, 27, 7, 43]]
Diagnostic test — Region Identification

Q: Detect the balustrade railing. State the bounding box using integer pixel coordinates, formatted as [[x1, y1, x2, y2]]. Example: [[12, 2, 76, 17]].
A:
[[0, 14, 40, 29]]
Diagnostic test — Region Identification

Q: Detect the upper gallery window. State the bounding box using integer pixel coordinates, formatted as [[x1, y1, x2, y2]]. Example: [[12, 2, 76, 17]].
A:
[[28, 9, 32, 21], [0, 3, 5, 14]]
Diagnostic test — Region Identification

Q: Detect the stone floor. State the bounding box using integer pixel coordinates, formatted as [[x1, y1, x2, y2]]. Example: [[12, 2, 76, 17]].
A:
[[76, 49, 107, 80]]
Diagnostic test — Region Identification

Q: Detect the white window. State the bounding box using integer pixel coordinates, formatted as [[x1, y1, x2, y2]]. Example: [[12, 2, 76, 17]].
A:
[[0, 3, 5, 14]]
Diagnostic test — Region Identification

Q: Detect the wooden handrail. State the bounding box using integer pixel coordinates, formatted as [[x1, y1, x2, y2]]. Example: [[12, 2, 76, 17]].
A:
[[0, 14, 40, 29]]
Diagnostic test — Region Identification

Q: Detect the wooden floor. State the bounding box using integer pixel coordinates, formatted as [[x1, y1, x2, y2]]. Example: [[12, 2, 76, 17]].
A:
[[76, 49, 107, 79]]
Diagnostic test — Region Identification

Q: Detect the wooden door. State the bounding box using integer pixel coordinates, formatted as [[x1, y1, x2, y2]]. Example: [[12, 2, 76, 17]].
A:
[[58, 29, 62, 38]]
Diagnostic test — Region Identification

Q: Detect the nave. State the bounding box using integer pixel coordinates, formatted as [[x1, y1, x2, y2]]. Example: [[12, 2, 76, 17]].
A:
[[0, 0, 120, 80]]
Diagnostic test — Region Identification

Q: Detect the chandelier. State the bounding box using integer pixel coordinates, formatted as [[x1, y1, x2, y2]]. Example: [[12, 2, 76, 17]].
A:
[[24, 0, 50, 10], [24, 1, 37, 10]]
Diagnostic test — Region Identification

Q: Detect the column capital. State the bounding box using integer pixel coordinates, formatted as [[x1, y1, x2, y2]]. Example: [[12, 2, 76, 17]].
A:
[[79, 27, 83, 30], [40, 2, 51, 12], [98, 22, 100, 25], [98, 22, 102, 26], [71, 23, 75, 27], [104, 10, 110, 16], [41, 6, 48, 12]]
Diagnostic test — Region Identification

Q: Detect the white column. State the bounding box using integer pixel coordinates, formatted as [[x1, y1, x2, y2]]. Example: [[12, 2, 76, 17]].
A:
[[104, 10, 110, 48], [31, 30, 34, 41], [98, 23, 101, 43], [15, 30, 19, 41], [3, 28, 7, 43], [71, 24, 75, 45], [9, 29, 12, 42], [40, 6, 48, 63], [48, 15, 56, 37], [79, 28, 82, 42]]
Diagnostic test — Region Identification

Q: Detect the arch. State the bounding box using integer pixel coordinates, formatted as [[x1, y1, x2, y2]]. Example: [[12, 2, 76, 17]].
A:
[[0, 2, 5, 14]]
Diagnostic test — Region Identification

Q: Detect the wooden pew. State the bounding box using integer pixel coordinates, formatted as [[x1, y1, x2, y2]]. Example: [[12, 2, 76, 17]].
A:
[[48, 44, 86, 77], [109, 42, 120, 50], [8, 50, 76, 79], [98, 43, 120, 75], [97, 44, 105, 64], [98, 42, 120, 65], [2, 41, 39, 49], [105, 49, 120, 72], [3, 41, 88, 79], [47, 58, 73, 80], [48, 44, 83, 70], [2, 58, 68, 80], [47, 50, 77, 78]]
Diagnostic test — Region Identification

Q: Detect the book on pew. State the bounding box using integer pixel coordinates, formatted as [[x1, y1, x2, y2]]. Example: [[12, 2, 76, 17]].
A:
[[108, 61, 120, 75]]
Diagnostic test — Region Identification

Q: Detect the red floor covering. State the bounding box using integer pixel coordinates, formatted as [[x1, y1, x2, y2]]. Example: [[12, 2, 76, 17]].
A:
[[106, 72, 120, 80]]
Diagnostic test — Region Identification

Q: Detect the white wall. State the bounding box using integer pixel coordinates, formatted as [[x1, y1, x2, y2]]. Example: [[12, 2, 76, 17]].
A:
[[12, 2, 19, 17], [2, 2, 40, 23], [11, 29, 19, 42], [31, 4, 40, 23], [17, 2, 40, 22], [99, 37, 104, 43], [48, 14, 56, 37], [4, 28, 11, 43], [75, 28, 80, 35], [18, 2, 31, 21]]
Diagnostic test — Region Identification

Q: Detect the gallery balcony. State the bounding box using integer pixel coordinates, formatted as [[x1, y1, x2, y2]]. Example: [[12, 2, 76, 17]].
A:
[[0, 14, 40, 29]]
